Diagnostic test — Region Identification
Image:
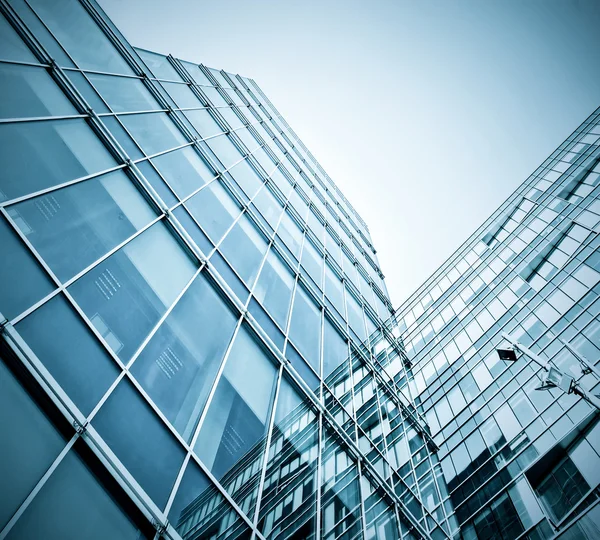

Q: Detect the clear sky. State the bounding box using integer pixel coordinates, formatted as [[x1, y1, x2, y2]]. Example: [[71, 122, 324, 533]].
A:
[[99, 0, 600, 307]]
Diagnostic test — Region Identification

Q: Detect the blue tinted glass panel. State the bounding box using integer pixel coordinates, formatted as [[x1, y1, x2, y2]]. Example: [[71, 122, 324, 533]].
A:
[[29, 0, 134, 74], [0, 64, 77, 119], [151, 146, 213, 199], [0, 13, 36, 63], [87, 73, 160, 113], [131, 272, 237, 441], [136, 49, 181, 81], [0, 119, 116, 203], [184, 109, 224, 139], [0, 359, 66, 531], [219, 214, 268, 287], [194, 325, 277, 514], [68, 221, 197, 361], [168, 461, 251, 539], [120, 112, 186, 156], [254, 250, 294, 329], [10, 170, 156, 282], [185, 181, 241, 244], [17, 294, 120, 415], [0, 216, 54, 319], [289, 285, 321, 372], [93, 379, 185, 509]]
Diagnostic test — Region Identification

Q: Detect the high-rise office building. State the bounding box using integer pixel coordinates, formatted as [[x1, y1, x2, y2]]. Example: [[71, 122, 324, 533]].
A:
[[0, 1, 447, 539], [393, 108, 600, 538], [1, 1, 599, 540]]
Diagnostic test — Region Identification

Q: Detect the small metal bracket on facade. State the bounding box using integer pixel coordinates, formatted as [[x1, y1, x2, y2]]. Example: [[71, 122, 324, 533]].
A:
[[73, 420, 87, 435], [152, 519, 167, 535]]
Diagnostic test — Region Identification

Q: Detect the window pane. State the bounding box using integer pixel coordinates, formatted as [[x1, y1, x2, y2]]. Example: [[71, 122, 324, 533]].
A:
[[301, 238, 323, 289], [258, 377, 319, 538], [29, 0, 133, 74], [69, 221, 197, 361], [0, 119, 116, 203], [120, 112, 186, 156], [17, 294, 120, 415], [161, 81, 203, 109], [93, 379, 186, 509], [0, 64, 77, 119], [219, 214, 268, 287], [289, 285, 321, 372], [194, 325, 277, 494], [131, 272, 237, 441], [229, 158, 263, 198], [87, 73, 160, 113], [323, 318, 348, 379], [206, 134, 243, 168], [324, 265, 345, 319], [185, 181, 241, 244], [254, 250, 294, 329], [0, 216, 55, 319], [136, 49, 181, 81], [7, 448, 145, 540], [277, 212, 303, 260], [10, 170, 156, 282], [184, 108, 224, 139], [0, 358, 66, 530], [0, 13, 36, 63], [151, 146, 213, 199], [252, 185, 283, 229], [168, 461, 251, 540]]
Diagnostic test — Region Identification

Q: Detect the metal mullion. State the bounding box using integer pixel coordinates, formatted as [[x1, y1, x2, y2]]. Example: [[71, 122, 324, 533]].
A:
[[0, 57, 48, 68], [356, 460, 369, 540], [0, 435, 78, 540], [252, 365, 284, 530], [0, 113, 88, 124], [101, 107, 169, 116], [0, 163, 127, 208]]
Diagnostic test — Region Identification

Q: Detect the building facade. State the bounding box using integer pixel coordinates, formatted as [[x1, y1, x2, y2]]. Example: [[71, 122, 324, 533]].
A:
[[393, 108, 600, 539], [0, 1, 450, 539]]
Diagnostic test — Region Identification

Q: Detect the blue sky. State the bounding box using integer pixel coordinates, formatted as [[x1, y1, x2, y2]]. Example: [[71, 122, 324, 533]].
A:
[[99, 0, 600, 306]]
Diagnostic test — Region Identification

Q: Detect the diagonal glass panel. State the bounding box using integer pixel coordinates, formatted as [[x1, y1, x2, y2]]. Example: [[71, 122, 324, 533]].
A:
[[130, 272, 237, 442], [257, 376, 319, 539], [194, 325, 278, 517]]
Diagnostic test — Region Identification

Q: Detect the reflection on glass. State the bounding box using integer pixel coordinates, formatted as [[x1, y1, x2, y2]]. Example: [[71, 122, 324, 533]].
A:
[[185, 181, 241, 244], [289, 285, 321, 373], [120, 112, 186, 156], [0, 64, 77, 119], [258, 377, 319, 539], [254, 250, 294, 329], [131, 272, 237, 441], [321, 430, 362, 540], [0, 13, 36, 63], [219, 214, 268, 287], [168, 461, 251, 540], [87, 73, 160, 113], [69, 221, 197, 361], [151, 146, 213, 199], [194, 325, 277, 514], [10, 170, 156, 282], [29, 0, 134, 74], [0, 118, 117, 203]]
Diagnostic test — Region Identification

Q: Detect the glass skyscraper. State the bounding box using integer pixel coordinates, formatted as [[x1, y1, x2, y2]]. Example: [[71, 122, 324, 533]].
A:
[[393, 108, 600, 538], [0, 1, 445, 539], [1, 1, 599, 540]]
